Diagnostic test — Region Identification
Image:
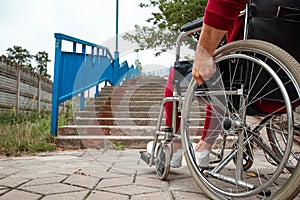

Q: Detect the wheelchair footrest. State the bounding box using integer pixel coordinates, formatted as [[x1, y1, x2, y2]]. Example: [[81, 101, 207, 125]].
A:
[[140, 151, 151, 164]]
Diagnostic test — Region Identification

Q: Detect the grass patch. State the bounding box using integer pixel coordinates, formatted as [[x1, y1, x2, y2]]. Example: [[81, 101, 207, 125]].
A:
[[113, 141, 125, 150], [0, 111, 57, 156]]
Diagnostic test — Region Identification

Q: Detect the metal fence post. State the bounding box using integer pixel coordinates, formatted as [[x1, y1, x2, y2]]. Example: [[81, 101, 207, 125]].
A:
[[15, 65, 21, 114], [37, 76, 41, 112]]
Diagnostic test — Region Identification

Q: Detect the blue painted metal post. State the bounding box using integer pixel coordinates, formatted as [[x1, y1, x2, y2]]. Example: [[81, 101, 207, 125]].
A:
[[95, 85, 99, 98], [80, 44, 86, 110], [95, 48, 100, 98], [73, 42, 76, 52], [114, 52, 119, 85], [80, 93, 85, 110], [51, 36, 62, 135], [114, 0, 120, 85], [116, 0, 119, 52]]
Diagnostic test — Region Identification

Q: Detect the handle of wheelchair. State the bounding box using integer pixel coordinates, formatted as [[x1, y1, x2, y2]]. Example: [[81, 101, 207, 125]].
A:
[[180, 17, 204, 32]]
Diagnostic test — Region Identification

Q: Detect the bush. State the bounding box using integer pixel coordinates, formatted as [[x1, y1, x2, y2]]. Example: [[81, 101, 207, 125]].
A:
[[0, 112, 56, 156]]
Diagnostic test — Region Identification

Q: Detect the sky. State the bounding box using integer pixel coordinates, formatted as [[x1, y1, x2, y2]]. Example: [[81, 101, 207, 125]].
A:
[[0, 0, 176, 79]]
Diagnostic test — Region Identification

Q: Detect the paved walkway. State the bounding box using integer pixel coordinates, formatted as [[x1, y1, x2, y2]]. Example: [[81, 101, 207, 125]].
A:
[[0, 149, 210, 200]]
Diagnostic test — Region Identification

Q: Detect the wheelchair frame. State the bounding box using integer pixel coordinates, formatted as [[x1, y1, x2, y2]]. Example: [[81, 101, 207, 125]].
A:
[[140, 3, 300, 199]]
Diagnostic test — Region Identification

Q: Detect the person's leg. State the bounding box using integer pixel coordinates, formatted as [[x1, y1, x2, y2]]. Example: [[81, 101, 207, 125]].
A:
[[195, 104, 222, 167], [165, 68, 220, 167], [164, 67, 183, 167], [195, 104, 212, 151], [164, 66, 181, 134]]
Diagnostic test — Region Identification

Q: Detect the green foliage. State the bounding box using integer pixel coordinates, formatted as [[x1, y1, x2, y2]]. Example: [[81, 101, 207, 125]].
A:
[[6, 46, 51, 79], [6, 46, 32, 68], [58, 101, 75, 126], [124, 0, 208, 54], [34, 51, 51, 79], [140, 0, 207, 30], [113, 141, 125, 150], [0, 111, 47, 125], [123, 25, 180, 55], [0, 112, 56, 156]]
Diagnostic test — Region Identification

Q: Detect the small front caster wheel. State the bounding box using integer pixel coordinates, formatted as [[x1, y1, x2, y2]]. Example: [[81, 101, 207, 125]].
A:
[[155, 143, 171, 180]]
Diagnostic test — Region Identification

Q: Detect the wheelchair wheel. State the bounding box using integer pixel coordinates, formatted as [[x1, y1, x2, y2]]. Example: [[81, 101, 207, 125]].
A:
[[155, 143, 171, 180], [181, 40, 300, 199], [266, 113, 300, 165]]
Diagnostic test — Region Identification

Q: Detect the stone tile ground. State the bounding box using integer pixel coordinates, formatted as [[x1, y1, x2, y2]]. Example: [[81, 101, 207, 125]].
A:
[[0, 149, 209, 200]]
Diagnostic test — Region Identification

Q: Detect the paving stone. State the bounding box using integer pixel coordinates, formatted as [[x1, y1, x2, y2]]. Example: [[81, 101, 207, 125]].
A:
[[53, 167, 85, 175], [0, 188, 9, 195], [78, 170, 128, 180], [100, 184, 162, 196], [108, 167, 137, 175], [172, 191, 210, 200], [0, 149, 282, 199], [0, 175, 30, 187], [86, 190, 129, 200], [131, 191, 173, 200], [135, 166, 158, 176], [97, 176, 134, 188], [37, 150, 86, 157], [22, 175, 67, 186], [87, 150, 123, 160], [134, 176, 169, 189], [63, 174, 100, 189], [20, 183, 85, 195], [0, 166, 21, 176], [166, 167, 193, 180], [75, 163, 112, 174], [0, 189, 41, 200], [41, 190, 90, 200], [169, 177, 203, 193], [13, 166, 59, 179]]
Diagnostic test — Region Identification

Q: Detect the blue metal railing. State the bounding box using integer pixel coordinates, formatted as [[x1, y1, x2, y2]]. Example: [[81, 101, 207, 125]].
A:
[[51, 33, 139, 135]]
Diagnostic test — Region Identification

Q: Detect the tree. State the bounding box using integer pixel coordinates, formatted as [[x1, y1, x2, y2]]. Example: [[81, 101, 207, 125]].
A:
[[123, 0, 208, 54], [135, 57, 143, 73], [34, 51, 51, 79], [140, 0, 207, 30], [6, 46, 33, 69]]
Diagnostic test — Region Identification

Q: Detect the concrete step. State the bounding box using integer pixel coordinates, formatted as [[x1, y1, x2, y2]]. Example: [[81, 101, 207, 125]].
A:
[[73, 117, 204, 126], [74, 111, 162, 118], [90, 96, 165, 102], [58, 125, 158, 136], [84, 104, 205, 112], [55, 135, 237, 149], [100, 86, 166, 91], [58, 125, 203, 137], [84, 105, 162, 112], [74, 117, 161, 126], [86, 100, 163, 107], [98, 91, 165, 97]]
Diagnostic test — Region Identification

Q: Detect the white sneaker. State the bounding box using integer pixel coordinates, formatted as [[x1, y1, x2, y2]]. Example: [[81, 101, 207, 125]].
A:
[[195, 150, 210, 168], [171, 149, 182, 168], [147, 141, 158, 155]]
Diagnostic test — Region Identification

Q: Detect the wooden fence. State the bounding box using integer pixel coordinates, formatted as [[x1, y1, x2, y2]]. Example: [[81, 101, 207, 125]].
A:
[[0, 55, 52, 113]]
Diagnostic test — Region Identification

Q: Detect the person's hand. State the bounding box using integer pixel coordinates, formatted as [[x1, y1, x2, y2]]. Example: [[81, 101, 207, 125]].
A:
[[192, 44, 216, 85]]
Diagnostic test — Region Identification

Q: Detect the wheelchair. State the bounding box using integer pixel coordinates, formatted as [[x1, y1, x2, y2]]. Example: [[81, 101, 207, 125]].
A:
[[141, 2, 300, 199]]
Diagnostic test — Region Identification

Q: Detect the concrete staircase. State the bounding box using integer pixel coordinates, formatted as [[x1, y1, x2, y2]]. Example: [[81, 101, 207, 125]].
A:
[[56, 76, 170, 149], [55, 75, 237, 150]]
